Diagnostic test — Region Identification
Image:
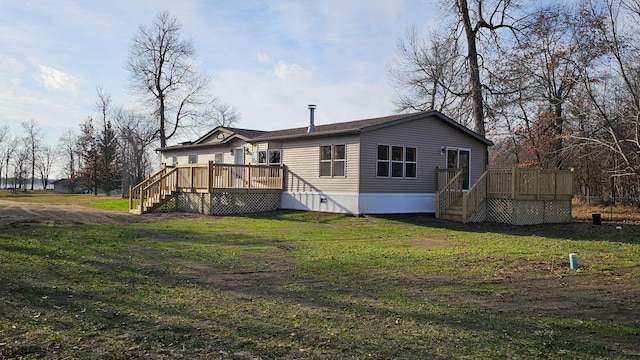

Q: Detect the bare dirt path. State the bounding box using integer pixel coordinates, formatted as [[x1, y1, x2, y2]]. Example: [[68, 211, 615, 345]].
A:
[[0, 199, 196, 226]]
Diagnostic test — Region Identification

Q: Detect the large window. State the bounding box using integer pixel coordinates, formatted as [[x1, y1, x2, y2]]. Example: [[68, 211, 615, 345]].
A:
[[377, 145, 417, 178], [320, 144, 345, 177]]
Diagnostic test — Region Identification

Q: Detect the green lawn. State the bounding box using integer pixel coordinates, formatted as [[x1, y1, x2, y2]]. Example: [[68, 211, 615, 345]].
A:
[[1, 202, 639, 358]]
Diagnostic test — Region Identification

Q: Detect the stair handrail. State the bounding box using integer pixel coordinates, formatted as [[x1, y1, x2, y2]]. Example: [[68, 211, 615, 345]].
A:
[[129, 165, 176, 213], [436, 169, 462, 218], [461, 171, 488, 223]]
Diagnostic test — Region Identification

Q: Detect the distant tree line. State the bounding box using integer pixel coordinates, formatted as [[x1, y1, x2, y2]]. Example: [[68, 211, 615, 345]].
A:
[[390, 0, 640, 204]]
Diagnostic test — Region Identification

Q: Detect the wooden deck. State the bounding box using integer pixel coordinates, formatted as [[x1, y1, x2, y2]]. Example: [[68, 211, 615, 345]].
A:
[[129, 163, 284, 214], [437, 166, 574, 224]]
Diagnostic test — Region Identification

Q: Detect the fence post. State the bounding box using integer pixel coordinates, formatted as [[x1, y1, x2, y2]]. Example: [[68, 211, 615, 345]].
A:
[[247, 165, 251, 190]]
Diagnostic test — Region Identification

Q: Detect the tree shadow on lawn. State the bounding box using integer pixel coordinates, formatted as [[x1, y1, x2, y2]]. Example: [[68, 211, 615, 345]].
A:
[[377, 213, 640, 244]]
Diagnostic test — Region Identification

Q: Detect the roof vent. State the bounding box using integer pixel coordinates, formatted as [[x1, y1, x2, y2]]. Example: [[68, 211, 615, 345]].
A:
[[307, 104, 316, 133]]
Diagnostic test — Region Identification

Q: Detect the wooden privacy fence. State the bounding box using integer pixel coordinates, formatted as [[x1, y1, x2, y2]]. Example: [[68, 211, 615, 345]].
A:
[[129, 163, 284, 214]]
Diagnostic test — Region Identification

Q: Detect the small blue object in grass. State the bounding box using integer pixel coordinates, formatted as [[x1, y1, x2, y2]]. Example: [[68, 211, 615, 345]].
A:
[[569, 253, 578, 270]]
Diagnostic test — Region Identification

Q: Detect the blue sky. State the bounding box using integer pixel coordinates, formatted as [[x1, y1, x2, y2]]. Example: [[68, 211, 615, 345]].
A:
[[0, 0, 440, 158]]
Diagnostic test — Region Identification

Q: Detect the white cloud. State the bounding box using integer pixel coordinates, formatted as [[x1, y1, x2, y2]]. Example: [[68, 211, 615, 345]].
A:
[[256, 52, 271, 64], [274, 61, 313, 82], [37, 65, 79, 92]]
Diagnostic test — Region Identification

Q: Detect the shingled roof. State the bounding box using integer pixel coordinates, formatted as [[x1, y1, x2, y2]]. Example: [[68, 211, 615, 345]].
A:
[[157, 110, 492, 151], [251, 110, 493, 146]]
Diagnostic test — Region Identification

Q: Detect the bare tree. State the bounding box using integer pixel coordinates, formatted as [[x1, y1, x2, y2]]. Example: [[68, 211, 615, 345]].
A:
[[36, 144, 58, 189], [13, 145, 30, 191], [125, 11, 215, 148], [389, 26, 472, 124], [114, 108, 156, 195], [453, 0, 521, 136], [21, 119, 41, 190], [391, 1, 521, 136], [58, 128, 78, 192], [1, 134, 18, 189], [210, 101, 241, 128], [495, 4, 607, 168], [0, 125, 9, 188], [574, 0, 640, 178]]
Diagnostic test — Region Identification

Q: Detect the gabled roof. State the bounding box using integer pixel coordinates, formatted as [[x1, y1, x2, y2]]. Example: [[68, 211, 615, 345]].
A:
[[157, 126, 269, 151], [250, 110, 493, 146]]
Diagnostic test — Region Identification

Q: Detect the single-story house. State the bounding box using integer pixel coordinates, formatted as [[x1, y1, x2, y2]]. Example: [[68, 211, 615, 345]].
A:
[[156, 109, 493, 215]]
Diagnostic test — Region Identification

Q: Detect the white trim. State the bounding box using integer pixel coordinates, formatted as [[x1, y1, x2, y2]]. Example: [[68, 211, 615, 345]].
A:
[[281, 191, 436, 215], [282, 191, 359, 214], [359, 193, 435, 214]]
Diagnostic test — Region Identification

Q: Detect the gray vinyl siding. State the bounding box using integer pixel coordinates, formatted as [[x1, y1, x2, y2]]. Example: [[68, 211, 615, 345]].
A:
[[282, 135, 360, 193], [360, 116, 487, 193]]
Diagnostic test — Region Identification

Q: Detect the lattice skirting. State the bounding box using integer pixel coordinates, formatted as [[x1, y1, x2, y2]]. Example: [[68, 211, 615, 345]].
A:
[[485, 199, 572, 225], [161, 191, 281, 215]]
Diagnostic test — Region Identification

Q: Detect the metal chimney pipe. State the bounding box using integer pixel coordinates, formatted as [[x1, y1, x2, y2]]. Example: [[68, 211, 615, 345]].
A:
[[307, 104, 316, 133]]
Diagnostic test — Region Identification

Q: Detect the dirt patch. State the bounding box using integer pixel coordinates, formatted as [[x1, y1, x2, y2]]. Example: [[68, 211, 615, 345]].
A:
[[0, 200, 201, 226]]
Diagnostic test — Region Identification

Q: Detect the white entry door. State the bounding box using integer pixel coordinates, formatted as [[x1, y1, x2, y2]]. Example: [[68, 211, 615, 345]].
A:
[[233, 148, 245, 187]]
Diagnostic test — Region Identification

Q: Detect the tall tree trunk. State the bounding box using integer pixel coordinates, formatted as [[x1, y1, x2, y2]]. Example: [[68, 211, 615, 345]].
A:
[[458, 0, 486, 136]]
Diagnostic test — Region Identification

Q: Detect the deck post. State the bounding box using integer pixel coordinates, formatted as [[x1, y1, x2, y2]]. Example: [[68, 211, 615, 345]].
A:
[[247, 166, 251, 190], [128, 185, 133, 211], [208, 161, 214, 191]]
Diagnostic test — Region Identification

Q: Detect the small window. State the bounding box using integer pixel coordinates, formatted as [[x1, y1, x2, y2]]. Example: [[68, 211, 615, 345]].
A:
[[171, 156, 177, 165], [320, 144, 345, 177], [214, 153, 223, 164], [377, 145, 389, 177], [188, 155, 197, 164], [269, 150, 281, 165], [405, 147, 417, 178], [258, 151, 267, 164]]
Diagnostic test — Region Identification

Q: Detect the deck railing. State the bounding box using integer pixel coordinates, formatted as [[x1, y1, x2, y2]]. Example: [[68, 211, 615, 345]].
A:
[[435, 170, 463, 218], [487, 166, 573, 200], [173, 163, 284, 192], [437, 166, 574, 222], [129, 163, 284, 214], [461, 171, 488, 223]]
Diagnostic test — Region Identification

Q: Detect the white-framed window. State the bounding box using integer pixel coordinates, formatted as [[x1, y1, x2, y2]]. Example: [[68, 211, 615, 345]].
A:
[[377, 145, 417, 179], [257, 149, 281, 165], [269, 150, 281, 165], [320, 144, 345, 177], [171, 156, 177, 165], [188, 154, 197, 164], [214, 153, 223, 164], [258, 151, 267, 164]]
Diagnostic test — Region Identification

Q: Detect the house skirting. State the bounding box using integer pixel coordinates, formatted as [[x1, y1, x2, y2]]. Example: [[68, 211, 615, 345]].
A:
[[281, 191, 436, 215], [467, 198, 572, 225], [154, 190, 281, 215]]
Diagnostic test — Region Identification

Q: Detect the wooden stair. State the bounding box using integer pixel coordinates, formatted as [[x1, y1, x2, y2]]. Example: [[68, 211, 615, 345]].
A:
[[130, 191, 175, 214], [440, 198, 464, 222], [129, 166, 178, 214]]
